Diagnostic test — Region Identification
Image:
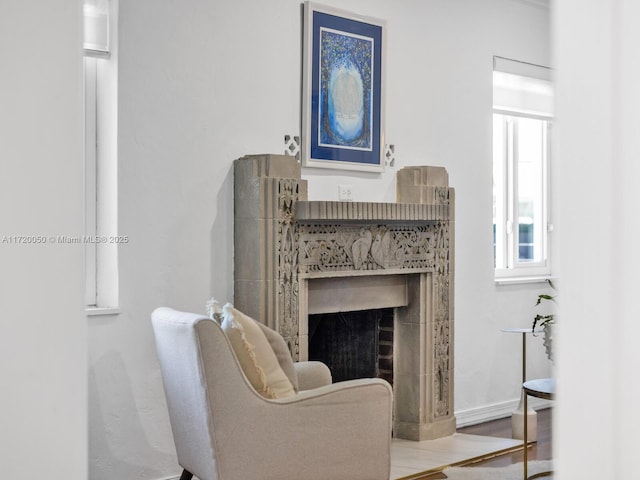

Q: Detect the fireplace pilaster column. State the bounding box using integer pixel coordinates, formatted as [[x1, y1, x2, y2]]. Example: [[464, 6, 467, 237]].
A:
[[233, 155, 307, 356], [395, 166, 456, 440]]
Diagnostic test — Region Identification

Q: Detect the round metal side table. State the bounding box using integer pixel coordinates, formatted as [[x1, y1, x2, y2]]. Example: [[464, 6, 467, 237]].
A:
[[502, 327, 544, 441], [523, 378, 555, 480]]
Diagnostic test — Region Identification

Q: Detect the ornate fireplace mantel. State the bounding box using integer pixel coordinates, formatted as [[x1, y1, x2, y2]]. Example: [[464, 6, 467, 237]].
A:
[[234, 154, 455, 440]]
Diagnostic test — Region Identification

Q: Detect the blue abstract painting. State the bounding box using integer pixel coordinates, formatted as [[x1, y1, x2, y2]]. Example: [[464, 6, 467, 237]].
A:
[[319, 29, 373, 150], [305, 7, 384, 170]]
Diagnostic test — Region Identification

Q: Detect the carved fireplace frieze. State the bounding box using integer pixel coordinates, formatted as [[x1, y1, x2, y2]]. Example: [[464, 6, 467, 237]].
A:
[[296, 223, 437, 273]]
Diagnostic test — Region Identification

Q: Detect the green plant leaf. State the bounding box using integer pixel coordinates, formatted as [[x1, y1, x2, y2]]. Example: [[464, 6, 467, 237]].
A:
[[532, 280, 557, 330]]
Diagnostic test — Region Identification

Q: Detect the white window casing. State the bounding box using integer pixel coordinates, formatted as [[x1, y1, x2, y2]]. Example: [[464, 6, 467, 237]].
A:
[[84, 0, 119, 313], [493, 57, 553, 283]]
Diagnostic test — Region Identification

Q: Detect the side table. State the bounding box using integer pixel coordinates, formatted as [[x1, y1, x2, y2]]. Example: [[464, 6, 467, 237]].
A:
[[523, 378, 555, 480], [502, 327, 543, 441]]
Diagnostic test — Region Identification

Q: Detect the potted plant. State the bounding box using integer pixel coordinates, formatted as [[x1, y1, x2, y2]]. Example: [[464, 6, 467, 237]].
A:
[[532, 279, 556, 362]]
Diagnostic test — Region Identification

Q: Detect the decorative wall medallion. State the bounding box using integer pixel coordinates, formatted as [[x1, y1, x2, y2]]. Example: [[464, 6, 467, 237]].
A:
[[384, 144, 396, 167], [283, 134, 301, 161]]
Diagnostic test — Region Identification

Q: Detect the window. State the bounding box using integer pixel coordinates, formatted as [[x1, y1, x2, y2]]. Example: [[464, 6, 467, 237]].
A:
[[84, 0, 119, 312], [493, 57, 553, 280]]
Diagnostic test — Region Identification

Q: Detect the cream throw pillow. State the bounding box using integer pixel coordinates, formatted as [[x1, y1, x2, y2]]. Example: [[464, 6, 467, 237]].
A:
[[221, 304, 295, 399]]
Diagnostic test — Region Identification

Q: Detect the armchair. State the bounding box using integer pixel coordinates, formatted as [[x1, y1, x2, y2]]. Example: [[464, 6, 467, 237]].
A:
[[151, 307, 392, 480]]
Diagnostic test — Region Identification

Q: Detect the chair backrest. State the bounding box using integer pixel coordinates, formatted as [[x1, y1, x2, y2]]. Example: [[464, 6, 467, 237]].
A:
[[151, 307, 248, 480]]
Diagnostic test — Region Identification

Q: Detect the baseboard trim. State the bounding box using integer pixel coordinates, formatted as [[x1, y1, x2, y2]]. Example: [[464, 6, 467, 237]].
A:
[[455, 397, 553, 428]]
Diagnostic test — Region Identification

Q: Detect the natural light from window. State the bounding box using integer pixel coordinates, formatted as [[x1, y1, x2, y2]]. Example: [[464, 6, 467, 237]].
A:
[[84, 0, 119, 313], [493, 57, 553, 281]]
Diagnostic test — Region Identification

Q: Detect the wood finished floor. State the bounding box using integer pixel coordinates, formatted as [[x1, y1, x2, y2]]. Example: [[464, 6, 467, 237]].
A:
[[416, 408, 553, 479]]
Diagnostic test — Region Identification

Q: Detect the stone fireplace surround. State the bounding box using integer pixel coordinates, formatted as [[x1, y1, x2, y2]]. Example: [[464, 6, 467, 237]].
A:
[[234, 154, 455, 441]]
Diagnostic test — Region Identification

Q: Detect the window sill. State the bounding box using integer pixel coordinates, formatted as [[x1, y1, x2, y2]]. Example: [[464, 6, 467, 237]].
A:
[[86, 306, 121, 317], [495, 275, 554, 286]]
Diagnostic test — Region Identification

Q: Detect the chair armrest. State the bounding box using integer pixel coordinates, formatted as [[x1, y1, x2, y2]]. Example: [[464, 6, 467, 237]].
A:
[[294, 361, 332, 390], [282, 377, 391, 405], [267, 378, 393, 480]]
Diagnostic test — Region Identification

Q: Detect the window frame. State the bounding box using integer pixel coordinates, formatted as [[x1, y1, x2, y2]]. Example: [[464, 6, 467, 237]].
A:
[[493, 109, 552, 281], [84, 0, 119, 315]]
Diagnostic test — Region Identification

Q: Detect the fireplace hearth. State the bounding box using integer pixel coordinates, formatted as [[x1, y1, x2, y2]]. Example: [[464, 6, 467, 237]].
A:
[[233, 154, 455, 441]]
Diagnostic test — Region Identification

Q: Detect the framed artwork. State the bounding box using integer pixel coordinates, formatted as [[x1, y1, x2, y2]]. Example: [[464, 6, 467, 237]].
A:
[[302, 2, 386, 172]]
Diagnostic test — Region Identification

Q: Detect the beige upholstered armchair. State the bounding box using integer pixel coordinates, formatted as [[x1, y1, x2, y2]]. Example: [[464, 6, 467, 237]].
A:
[[151, 307, 393, 480]]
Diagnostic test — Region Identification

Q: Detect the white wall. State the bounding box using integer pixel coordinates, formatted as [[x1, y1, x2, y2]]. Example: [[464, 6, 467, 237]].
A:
[[88, 1, 552, 478], [554, 0, 640, 478], [0, 1, 87, 478]]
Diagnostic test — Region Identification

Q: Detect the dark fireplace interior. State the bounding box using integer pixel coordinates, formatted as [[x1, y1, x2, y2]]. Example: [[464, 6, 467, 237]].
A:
[[308, 308, 393, 384]]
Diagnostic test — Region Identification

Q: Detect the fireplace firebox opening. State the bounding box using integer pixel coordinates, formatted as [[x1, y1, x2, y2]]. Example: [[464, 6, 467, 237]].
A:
[[308, 308, 394, 384]]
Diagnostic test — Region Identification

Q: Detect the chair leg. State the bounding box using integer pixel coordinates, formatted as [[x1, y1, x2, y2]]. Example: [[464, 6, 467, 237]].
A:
[[179, 469, 193, 480]]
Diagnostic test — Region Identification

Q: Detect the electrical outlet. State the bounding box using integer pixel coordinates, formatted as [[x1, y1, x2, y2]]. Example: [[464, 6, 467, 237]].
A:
[[338, 184, 354, 201]]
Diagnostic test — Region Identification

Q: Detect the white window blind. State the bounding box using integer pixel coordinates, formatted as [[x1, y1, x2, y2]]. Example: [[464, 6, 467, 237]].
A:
[[83, 0, 109, 57], [493, 56, 553, 117]]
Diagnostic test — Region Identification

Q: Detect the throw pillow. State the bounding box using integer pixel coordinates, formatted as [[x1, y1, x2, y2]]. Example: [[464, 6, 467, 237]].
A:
[[257, 322, 299, 392], [221, 304, 295, 399]]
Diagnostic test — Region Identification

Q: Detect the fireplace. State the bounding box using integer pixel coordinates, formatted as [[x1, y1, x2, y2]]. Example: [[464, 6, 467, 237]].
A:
[[233, 154, 455, 441]]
